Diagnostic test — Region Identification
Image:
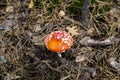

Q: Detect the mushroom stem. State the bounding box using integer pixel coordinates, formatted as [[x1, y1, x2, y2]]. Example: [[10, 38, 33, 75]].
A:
[[58, 53, 62, 58]]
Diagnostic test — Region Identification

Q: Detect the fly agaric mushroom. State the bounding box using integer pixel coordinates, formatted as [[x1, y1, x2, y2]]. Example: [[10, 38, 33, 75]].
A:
[[44, 31, 73, 57]]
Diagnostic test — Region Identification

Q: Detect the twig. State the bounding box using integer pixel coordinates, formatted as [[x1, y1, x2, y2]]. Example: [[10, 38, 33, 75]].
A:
[[80, 36, 120, 46]]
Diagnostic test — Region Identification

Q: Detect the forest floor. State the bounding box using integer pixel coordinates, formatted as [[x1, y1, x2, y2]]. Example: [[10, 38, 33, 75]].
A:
[[0, 0, 120, 80]]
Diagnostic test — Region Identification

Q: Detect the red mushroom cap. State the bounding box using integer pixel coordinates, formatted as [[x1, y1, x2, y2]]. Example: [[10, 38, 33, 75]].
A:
[[44, 30, 73, 53]]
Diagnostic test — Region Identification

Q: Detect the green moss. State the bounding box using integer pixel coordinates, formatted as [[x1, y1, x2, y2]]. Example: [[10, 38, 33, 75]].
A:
[[34, 1, 42, 9], [50, 0, 62, 6], [68, 0, 84, 14]]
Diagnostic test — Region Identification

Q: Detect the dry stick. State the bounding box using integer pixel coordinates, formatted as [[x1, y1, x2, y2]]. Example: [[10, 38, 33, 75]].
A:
[[80, 36, 120, 46]]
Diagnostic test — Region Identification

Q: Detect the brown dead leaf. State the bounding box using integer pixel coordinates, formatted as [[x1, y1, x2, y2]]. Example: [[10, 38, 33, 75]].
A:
[[58, 10, 65, 17], [6, 6, 14, 12], [87, 27, 95, 35], [66, 25, 79, 36], [28, 0, 34, 8]]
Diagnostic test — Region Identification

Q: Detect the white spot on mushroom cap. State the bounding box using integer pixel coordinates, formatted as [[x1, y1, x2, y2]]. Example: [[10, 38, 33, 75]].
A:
[[62, 46, 65, 50]]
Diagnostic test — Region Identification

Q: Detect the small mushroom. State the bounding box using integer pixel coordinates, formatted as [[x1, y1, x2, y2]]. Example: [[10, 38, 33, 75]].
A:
[[44, 31, 73, 57]]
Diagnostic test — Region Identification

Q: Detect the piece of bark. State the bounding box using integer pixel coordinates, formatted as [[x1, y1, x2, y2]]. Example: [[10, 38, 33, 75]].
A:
[[80, 36, 120, 46], [81, 0, 90, 28]]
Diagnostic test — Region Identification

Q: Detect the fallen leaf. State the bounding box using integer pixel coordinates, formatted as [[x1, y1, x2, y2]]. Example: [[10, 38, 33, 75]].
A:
[[6, 6, 14, 12], [66, 25, 79, 36], [87, 27, 95, 35], [58, 10, 65, 17], [28, 0, 34, 8]]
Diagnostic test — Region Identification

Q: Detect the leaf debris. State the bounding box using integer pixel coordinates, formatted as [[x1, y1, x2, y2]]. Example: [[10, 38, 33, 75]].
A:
[[66, 25, 79, 36]]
